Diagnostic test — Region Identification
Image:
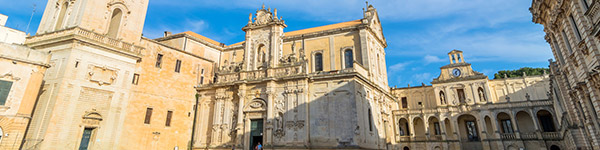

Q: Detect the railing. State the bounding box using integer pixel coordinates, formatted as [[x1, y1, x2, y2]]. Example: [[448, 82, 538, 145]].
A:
[[541, 132, 561, 140], [26, 27, 143, 55], [500, 133, 516, 140], [520, 132, 538, 140], [586, 1, 599, 24], [246, 70, 266, 81], [217, 73, 240, 83], [392, 99, 553, 115]]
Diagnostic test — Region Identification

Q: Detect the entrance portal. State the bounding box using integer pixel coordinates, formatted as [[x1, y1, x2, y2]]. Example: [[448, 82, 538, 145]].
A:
[[250, 119, 263, 150], [78, 128, 94, 150]]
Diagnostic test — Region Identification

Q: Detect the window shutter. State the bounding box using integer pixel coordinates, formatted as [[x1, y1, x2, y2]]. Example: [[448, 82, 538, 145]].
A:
[[0, 80, 13, 105]]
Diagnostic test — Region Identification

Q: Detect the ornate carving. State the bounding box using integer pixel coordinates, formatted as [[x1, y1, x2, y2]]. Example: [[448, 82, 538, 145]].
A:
[[88, 65, 118, 86], [249, 102, 263, 108]]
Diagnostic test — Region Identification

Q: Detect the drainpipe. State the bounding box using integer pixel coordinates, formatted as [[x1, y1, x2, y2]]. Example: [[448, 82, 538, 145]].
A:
[[190, 93, 199, 150]]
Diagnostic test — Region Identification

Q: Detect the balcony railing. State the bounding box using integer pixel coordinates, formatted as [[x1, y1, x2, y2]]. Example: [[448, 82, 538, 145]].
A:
[[413, 135, 428, 141], [520, 132, 538, 140], [430, 135, 443, 141], [541, 132, 561, 140], [26, 27, 143, 56], [500, 133, 517, 140]]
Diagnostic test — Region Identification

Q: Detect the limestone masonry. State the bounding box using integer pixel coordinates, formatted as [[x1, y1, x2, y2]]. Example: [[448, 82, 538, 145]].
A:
[[0, 0, 596, 150]]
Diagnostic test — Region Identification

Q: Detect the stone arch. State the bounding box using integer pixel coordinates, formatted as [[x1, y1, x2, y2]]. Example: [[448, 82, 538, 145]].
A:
[[106, 1, 130, 38], [403, 146, 410, 150], [550, 145, 560, 150], [444, 118, 453, 139], [433, 146, 441, 150], [484, 115, 494, 137], [81, 109, 103, 127], [537, 109, 556, 132], [0, 126, 3, 143], [413, 117, 426, 137], [497, 112, 513, 133], [55, 1, 70, 30], [428, 116, 441, 135], [457, 114, 479, 141], [398, 118, 410, 136], [515, 111, 535, 133]]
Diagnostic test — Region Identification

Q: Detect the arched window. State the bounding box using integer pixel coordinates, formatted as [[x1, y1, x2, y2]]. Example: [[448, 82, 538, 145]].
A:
[[344, 49, 353, 68], [478, 87, 487, 102], [314, 53, 323, 71], [55, 2, 69, 30], [0, 126, 3, 143], [107, 9, 123, 38], [439, 91, 446, 104]]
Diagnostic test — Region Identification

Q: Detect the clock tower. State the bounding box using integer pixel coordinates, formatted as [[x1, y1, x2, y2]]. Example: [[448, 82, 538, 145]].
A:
[[431, 50, 487, 84]]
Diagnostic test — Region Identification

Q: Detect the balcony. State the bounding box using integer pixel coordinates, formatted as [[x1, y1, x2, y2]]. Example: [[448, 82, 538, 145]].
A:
[[25, 27, 143, 57], [520, 132, 538, 140], [500, 133, 517, 140], [541, 132, 561, 140]]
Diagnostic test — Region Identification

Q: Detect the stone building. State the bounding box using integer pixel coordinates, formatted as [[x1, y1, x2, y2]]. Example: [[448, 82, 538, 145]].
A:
[[193, 4, 396, 150], [531, 0, 600, 149], [0, 14, 27, 44], [391, 50, 563, 150], [0, 42, 50, 150], [10, 0, 567, 150]]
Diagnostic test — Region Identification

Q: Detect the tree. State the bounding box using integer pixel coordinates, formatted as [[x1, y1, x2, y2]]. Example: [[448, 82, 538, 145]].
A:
[[493, 67, 549, 79]]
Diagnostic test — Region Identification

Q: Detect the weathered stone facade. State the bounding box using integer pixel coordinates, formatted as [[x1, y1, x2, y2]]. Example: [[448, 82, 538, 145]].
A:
[[9, 0, 573, 150], [0, 43, 49, 150], [531, 0, 600, 149]]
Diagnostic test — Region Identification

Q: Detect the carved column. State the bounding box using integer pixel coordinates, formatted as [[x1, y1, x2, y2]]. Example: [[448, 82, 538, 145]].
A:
[[236, 84, 246, 146], [265, 81, 277, 146]]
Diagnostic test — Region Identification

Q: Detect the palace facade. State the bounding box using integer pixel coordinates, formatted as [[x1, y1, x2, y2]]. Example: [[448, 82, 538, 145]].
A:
[[0, 0, 578, 150], [531, 0, 600, 149]]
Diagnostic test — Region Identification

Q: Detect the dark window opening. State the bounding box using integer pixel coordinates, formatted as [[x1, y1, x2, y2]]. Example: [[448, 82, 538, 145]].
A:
[[457, 89, 466, 103], [401, 97, 408, 109], [344, 49, 353, 68], [175, 59, 182, 73], [433, 122, 441, 135], [314, 53, 323, 72], [500, 119, 514, 133], [0, 80, 13, 105], [165, 110, 173, 127], [368, 108, 373, 132], [144, 107, 153, 124], [466, 121, 479, 141], [155, 54, 163, 68]]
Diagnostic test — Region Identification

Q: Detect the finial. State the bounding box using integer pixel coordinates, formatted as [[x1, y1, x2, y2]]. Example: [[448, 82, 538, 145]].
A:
[[366, 1, 369, 7], [249, 13, 253, 23], [274, 8, 278, 17], [262, 4, 265, 9]]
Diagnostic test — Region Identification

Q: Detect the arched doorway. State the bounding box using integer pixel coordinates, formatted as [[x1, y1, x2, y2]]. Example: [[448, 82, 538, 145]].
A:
[[550, 145, 560, 150], [516, 111, 535, 133], [413, 117, 426, 140], [399, 118, 410, 136], [428, 117, 441, 138], [497, 112, 513, 134], [458, 114, 479, 141], [243, 98, 267, 150], [403, 146, 410, 150], [537, 110, 556, 132]]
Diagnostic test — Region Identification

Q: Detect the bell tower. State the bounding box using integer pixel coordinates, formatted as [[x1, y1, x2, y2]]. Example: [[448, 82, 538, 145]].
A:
[[36, 0, 149, 43], [242, 5, 287, 71]]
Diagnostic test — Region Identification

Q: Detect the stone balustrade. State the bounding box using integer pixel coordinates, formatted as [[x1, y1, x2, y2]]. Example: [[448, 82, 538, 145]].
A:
[[541, 132, 561, 140], [500, 133, 517, 140], [520, 132, 538, 140], [392, 99, 553, 115], [26, 27, 143, 56]]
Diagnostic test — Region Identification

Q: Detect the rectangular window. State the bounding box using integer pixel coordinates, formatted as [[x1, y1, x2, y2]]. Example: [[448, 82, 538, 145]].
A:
[[465, 121, 479, 141], [500, 119, 514, 133], [144, 107, 153, 124], [175, 59, 182, 73], [200, 76, 204, 85], [569, 15, 583, 41], [201, 69, 204, 74], [368, 109, 373, 132], [457, 89, 466, 103], [401, 97, 408, 109], [433, 122, 441, 135], [0, 80, 13, 105], [562, 30, 573, 53], [165, 110, 173, 127], [552, 36, 566, 65], [132, 74, 139, 85], [155, 54, 163, 68], [314, 53, 323, 72]]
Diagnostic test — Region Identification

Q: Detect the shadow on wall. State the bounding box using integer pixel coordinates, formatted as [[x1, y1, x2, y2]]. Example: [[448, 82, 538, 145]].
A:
[[217, 79, 390, 149]]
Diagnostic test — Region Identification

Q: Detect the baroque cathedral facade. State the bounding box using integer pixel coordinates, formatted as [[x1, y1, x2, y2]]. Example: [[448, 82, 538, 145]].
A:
[[0, 0, 581, 150]]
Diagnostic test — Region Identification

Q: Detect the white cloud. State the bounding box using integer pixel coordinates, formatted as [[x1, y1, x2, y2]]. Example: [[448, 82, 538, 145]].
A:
[[389, 62, 411, 72], [424, 55, 445, 64]]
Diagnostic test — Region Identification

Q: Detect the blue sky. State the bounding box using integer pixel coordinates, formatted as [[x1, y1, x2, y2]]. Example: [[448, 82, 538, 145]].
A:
[[0, 0, 552, 87]]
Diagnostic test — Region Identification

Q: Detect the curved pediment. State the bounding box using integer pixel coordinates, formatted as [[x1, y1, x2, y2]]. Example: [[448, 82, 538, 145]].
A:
[[243, 98, 267, 112]]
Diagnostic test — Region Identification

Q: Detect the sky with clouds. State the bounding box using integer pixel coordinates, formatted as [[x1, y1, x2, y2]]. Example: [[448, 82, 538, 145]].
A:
[[0, 0, 552, 87]]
